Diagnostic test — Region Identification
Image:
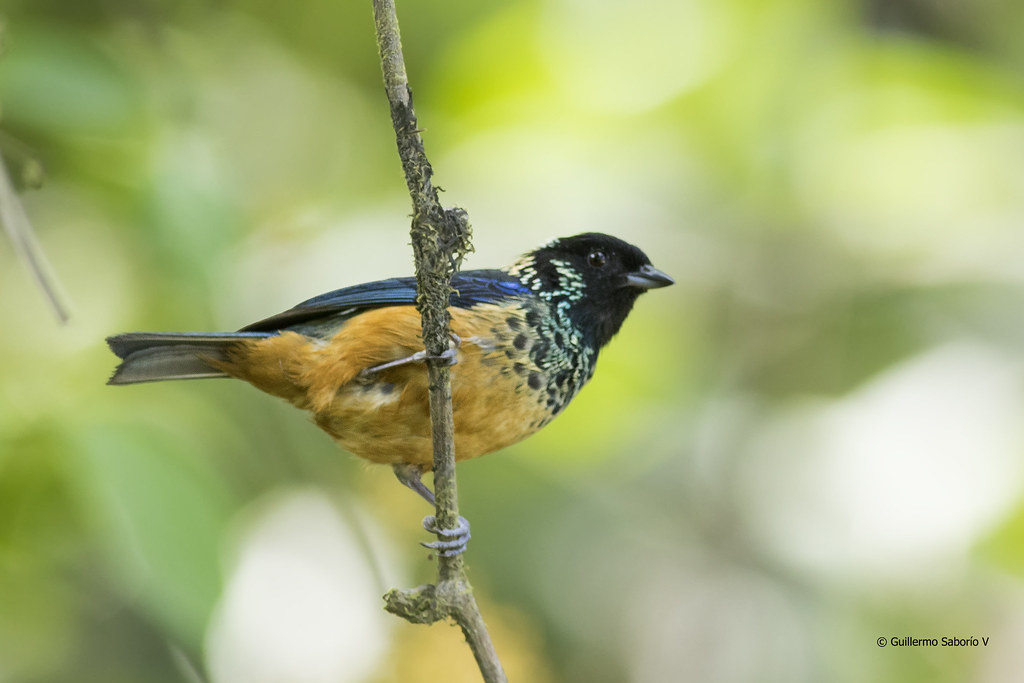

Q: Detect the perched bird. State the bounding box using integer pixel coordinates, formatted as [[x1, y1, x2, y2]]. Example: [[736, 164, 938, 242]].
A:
[[107, 233, 673, 554]]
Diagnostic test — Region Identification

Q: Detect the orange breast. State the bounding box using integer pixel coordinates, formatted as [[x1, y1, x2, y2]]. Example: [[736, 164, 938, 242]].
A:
[[211, 304, 555, 468]]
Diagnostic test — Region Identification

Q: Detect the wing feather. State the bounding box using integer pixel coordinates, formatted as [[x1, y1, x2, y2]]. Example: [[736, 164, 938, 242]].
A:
[[240, 270, 529, 332]]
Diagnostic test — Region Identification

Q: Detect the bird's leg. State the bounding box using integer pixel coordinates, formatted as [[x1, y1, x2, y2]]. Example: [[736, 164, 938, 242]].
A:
[[393, 462, 436, 505], [392, 462, 471, 557], [360, 333, 461, 377]]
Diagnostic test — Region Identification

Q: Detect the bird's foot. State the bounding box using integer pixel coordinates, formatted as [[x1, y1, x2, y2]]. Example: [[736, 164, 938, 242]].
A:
[[435, 332, 461, 366], [421, 514, 471, 557], [393, 464, 471, 556]]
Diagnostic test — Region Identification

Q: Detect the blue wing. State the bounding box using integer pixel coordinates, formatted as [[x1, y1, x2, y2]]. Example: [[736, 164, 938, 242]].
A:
[[240, 269, 531, 332]]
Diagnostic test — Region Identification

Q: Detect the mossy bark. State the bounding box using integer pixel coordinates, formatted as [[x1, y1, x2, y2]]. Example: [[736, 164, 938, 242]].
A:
[[371, 2, 506, 681]]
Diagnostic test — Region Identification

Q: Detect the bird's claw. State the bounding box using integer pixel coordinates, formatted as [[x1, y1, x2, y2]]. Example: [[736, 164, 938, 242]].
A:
[[433, 348, 457, 367], [421, 514, 471, 557], [434, 333, 461, 367]]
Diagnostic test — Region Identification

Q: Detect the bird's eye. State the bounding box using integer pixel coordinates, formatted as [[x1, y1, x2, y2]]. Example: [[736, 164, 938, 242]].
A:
[[588, 250, 607, 268]]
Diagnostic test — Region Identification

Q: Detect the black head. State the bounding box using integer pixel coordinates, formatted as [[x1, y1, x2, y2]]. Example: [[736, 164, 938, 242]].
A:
[[507, 233, 673, 349]]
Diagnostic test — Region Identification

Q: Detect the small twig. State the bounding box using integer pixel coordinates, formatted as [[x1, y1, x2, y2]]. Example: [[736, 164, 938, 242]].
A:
[[0, 150, 71, 323], [370, 1, 505, 682], [1, 21, 69, 323]]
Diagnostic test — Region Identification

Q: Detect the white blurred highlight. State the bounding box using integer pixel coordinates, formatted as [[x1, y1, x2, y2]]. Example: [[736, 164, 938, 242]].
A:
[[797, 121, 1024, 283], [625, 560, 810, 683], [206, 490, 395, 683], [743, 343, 1024, 580], [543, 0, 732, 113]]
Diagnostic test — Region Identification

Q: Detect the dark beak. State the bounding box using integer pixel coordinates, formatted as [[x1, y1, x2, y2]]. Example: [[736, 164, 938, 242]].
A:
[[624, 264, 674, 290]]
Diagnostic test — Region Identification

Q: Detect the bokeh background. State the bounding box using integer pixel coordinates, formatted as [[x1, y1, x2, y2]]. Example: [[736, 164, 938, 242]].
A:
[[3, 0, 1024, 681]]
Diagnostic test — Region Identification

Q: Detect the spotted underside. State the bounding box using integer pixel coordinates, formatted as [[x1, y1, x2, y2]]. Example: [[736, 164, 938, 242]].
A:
[[208, 299, 596, 468]]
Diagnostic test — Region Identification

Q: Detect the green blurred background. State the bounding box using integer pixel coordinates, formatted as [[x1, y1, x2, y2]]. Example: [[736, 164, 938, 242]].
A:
[[3, 0, 1024, 681]]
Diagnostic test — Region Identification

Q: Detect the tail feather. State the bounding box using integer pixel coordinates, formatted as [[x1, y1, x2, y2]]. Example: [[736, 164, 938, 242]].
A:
[[106, 331, 273, 385]]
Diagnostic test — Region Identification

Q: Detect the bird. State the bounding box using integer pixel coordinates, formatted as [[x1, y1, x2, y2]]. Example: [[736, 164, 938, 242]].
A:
[[106, 232, 673, 554]]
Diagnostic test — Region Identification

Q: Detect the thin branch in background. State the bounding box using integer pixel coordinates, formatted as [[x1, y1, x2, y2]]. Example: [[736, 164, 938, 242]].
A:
[[370, 1, 507, 681], [0, 150, 71, 323]]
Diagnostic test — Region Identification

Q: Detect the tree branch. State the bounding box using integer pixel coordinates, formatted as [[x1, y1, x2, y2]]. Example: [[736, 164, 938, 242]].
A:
[[370, 2, 506, 681]]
